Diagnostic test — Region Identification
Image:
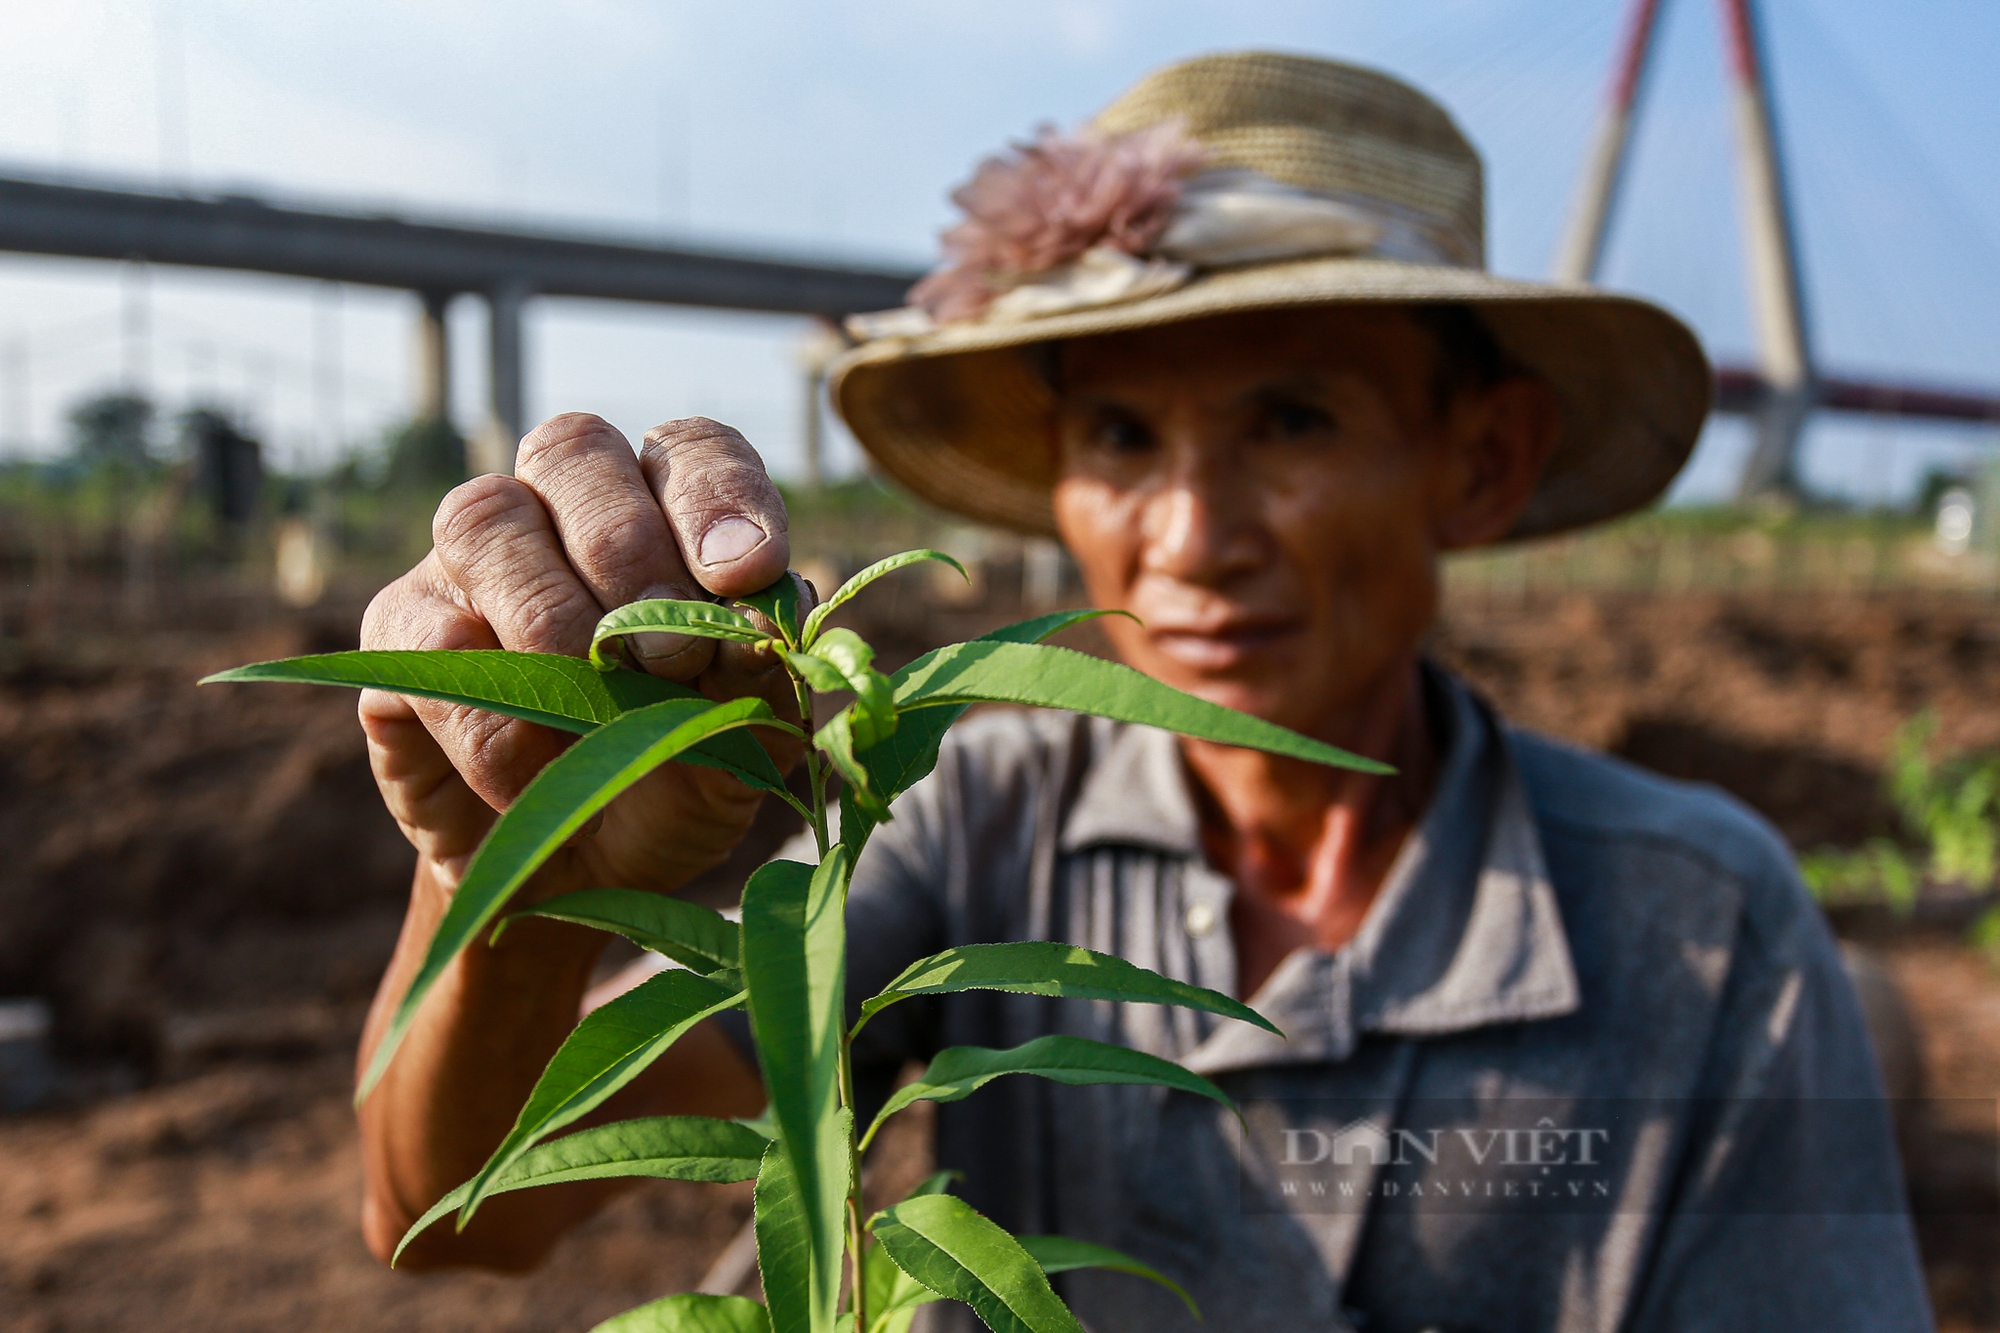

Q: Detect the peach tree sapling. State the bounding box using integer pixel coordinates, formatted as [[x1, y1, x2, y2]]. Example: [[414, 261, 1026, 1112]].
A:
[[204, 549, 1385, 1333]]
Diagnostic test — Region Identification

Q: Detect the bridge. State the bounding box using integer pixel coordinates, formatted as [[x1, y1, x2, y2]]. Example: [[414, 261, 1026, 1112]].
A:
[[0, 175, 918, 473], [1553, 0, 2000, 497], [0, 0, 1992, 493]]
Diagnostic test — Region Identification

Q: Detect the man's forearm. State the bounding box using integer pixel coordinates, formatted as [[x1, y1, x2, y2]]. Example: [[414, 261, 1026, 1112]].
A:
[[354, 855, 769, 1271], [357, 855, 609, 1269]]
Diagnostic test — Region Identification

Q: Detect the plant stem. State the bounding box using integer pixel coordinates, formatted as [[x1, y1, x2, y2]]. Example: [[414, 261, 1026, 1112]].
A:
[[788, 658, 861, 1329], [841, 1033, 867, 1333], [794, 674, 829, 858]]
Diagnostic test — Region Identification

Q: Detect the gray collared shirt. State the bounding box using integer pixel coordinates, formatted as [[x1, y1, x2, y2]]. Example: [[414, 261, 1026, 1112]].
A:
[[819, 671, 1929, 1333]]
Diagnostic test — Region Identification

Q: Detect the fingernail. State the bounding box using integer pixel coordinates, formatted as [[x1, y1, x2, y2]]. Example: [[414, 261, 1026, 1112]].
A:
[[700, 516, 766, 567]]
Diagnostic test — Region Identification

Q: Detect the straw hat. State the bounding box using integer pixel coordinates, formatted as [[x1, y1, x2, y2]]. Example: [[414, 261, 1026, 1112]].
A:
[[828, 51, 1711, 541]]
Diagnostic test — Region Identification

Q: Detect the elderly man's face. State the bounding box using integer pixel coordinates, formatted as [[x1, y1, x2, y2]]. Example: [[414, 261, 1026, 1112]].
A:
[[1051, 306, 1554, 737]]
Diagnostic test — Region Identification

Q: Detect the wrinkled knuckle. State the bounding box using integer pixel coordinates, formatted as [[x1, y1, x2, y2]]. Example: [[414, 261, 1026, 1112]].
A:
[[642, 419, 766, 478], [433, 474, 533, 553], [514, 567, 598, 646], [675, 482, 760, 535], [542, 409, 616, 439], [659, 451, 785, 533], [359, 581, 402, 649], [517, 412, 625, 474], [573, 517, 666, 597], [644, 415, 739, 450], [457, 715, 521, 793]]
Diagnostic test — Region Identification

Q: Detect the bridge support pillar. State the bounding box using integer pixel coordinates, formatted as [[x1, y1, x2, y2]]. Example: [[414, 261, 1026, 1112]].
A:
[[1723, 0, 1814, 500], [472, 280, 530, 475], [1551, 0, 1666, 284], [415, 290, 452, 424]]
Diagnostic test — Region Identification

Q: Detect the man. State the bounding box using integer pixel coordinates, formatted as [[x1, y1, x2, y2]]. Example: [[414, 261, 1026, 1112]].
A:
[[355, 52, 1929, 1330]]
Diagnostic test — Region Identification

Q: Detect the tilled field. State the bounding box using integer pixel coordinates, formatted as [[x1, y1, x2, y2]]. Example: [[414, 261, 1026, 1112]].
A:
[[3, 581, 1999, 1329]]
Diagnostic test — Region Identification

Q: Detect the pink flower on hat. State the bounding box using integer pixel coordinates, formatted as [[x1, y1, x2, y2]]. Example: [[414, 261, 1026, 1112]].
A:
[[910, 119, 1208, 324]]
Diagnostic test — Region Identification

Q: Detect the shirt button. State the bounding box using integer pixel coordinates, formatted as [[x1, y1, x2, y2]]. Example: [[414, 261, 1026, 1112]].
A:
[[1184, 902, 1217, 938]]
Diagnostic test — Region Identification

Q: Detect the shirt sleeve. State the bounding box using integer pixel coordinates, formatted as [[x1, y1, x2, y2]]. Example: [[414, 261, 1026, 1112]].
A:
[[1625, 868, 1933, 1332]]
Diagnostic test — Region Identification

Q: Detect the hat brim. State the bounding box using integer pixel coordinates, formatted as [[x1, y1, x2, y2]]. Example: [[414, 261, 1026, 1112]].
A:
[[828, 256, 1712, 542]]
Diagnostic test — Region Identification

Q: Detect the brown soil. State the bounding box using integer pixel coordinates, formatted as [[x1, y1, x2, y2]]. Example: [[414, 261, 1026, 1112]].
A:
[[0, 1055, 752, 1333], [4, 583, 2000, 1328], [1432, 588, 2000, 852]]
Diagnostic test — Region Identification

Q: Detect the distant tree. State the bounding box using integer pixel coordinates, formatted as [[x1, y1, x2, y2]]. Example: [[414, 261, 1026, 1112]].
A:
[[382, 416, 466, 491], [66, 391, 159, 472]]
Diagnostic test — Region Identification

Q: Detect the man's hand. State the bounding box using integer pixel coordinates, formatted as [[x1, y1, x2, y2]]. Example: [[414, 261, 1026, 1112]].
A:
[[358, 412, 805, 903], [354, 414, 783, 1270]]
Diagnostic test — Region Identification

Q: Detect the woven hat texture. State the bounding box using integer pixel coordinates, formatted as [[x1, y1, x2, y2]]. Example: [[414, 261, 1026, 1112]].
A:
[[829, 51, 1710, 541]]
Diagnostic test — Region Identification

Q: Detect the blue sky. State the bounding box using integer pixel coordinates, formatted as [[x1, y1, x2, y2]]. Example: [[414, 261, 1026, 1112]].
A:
[[0, 0, 1996, 502]]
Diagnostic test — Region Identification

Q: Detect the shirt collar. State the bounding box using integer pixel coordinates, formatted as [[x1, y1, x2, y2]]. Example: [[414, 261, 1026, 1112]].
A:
[[1058, 714, 1205, 858], [1056, 668, 1580, 1072]]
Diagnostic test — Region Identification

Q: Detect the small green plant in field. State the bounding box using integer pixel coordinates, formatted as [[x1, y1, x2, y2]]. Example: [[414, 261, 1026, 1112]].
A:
[[1800, 712, 2000, 936], [203, 549, 1383, 1333]]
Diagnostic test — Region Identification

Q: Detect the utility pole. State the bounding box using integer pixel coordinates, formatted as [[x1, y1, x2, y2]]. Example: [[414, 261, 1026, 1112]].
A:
[[1721, 0, 1815, 501], [1551, 0, 1669, 285]]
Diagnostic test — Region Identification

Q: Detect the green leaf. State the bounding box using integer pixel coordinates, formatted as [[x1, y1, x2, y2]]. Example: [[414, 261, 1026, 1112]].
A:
[[804, 629, 896, 748], [201, 649, 671, 732], [977, 608, 1134, 646], [502, 888, 738, 974], [892, 640, 1389, 775], [864, 1036, 1233, 1148], [755, 1138, 815, 1333], [874, 1194, 1084, 1333], [591, 599, 769, 668], [858, 942, 1280, 1037], [859, 1171, 965, 1333], [780, 648, 851, 695], [800, 549, 967, 647], [357, 695, 783, 1102], [863, 1241, 942, 1333], [838, 611, 1131, 856], [392, 1116, 767, 1264], [818, 709, 889, 823], [459, 969, 744, 1222], [591, 1294, 774, 1333], [1016, 1236, 1199, 1319], [198, 649, 792, 797], [736, 572, 803, 647], [852, 1168, 968, 1320], [740, 854, 855, 1333]]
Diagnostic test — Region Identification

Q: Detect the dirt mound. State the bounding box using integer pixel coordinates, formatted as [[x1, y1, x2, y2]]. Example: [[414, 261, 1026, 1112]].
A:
[[7, 582, 2000, 1328], [0, 1052, 755, 1333], [1432, 590, 2000, 850], [0, 587, 415, 1074]]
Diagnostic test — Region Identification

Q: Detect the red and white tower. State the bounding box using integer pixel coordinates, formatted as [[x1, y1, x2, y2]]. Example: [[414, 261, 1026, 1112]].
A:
[[1553, 0, 1908, 501]]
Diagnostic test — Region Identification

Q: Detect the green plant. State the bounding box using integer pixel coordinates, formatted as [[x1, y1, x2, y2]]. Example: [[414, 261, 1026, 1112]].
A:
[[202, 550, 1383, 1333], [1800, 712, 2000, 935], [1886, 713, 2000, 891]]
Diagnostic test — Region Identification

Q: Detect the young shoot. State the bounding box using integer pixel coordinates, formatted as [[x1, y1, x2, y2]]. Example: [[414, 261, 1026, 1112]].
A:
[[202, 548, 1387, 1333]]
